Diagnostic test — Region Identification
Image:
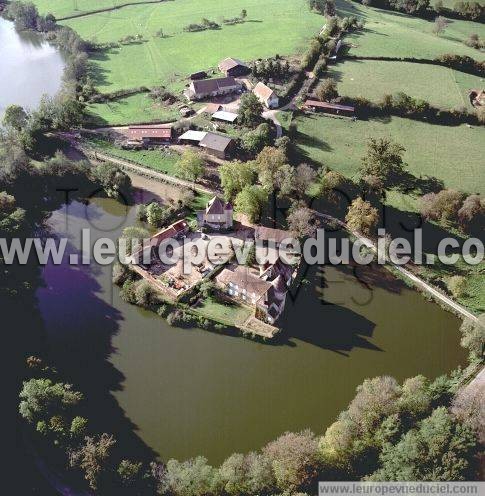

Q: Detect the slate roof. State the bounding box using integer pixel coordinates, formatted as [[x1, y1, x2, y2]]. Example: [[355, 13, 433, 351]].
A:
[[206, 196, 225, 214], [191, 77, 239, 95], [199, 132, 233, 152]]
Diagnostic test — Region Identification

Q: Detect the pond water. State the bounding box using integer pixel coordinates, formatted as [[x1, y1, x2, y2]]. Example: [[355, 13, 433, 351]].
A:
[[0, 18, 65, 115], [37, 195, 467, 464]]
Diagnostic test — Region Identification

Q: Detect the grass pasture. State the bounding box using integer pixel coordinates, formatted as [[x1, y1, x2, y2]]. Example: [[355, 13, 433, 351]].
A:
[[86, 93, 180, 126], [288, 112, 485, 199], [328, 59, 484, 109], [59, 0, 323, 92], [336, 0, 485, 60]]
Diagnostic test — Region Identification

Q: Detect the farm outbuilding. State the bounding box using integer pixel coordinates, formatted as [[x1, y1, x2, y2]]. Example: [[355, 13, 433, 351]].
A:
[[204, 103, 224, 114], [178, 130, 208, 144], [190, 71, 208, 80], [199, 132, 235, 159], [127, 126, 172, 144], [184, 77, 242, 101], [211, 110, 238, 123], [218, 57, 250, 77], [303, 100, 355, 117]]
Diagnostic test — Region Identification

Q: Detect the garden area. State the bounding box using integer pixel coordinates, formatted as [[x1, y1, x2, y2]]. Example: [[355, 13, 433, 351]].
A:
[[194, 296, 254, 327]]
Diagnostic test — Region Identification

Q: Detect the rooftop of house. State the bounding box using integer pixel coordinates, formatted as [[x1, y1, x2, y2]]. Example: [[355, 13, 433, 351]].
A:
[[149, 219, 188, 247], [191, 76, 239, 95], [206, 196, 233, 214], [217, 265, 272, 299], [261, 257, 293, 285], [254, 226, 294, 244], [204, 103, 224, 114], [218, 57, 248, 72], [199, 132, 234, 152], [253, 82, 275, 101]]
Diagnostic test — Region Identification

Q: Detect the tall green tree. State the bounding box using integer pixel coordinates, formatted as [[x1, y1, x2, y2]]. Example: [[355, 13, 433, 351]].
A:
[[176, 150, 205, 181], [360, 138, 407, 193], [234, 185, 268, 222], [219, 160, 257, 200], [368, 407, 478, 481], [2, 104, 28, 130], [345, 197, 379, 236], [238, 92, 264, 128]]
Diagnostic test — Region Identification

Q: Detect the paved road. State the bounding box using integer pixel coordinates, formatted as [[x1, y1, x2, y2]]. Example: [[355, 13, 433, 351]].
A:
[[262, 109, 283, 138]]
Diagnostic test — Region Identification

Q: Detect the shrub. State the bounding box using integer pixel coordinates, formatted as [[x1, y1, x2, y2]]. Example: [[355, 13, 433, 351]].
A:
[[420, 189, 465, 223], [134, 280, 160, 308], [447, 275, 467, 299], [315, 78, 338, 102]]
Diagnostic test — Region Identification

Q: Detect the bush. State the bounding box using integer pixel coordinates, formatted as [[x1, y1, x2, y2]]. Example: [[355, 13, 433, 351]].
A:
[[315, 78, 338, 102], [420, 189, 465, 223], [119, 279, 137, 304], [134, 280, 160, 308], [447, 275, 467, 299], [112, 262, 130, 286]]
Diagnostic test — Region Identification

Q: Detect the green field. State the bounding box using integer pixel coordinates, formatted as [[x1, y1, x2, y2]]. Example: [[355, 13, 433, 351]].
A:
[[56, 0, 323, 92], [289, 113, 485, 198], [32, 0, 157, 19], [87, 136, 180, 174], [337, 0, 485, 60], [328, 59, 483, 109], [86, 93, 180, 126]]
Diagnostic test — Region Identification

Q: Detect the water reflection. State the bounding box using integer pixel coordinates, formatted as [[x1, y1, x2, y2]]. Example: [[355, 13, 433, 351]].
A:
[[37, 197, 467, 465], [0, 18, 65, 114]]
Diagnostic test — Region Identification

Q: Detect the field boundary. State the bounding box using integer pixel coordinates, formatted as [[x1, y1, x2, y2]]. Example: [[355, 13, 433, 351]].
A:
[[342, 55, 485, 77], [56, 0, 164, 21]]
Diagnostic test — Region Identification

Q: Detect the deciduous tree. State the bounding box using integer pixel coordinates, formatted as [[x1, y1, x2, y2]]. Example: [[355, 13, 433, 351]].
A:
[[176, 150, 204, 181], [345, 197, 379, 236], [234, 185, 268, 222], [238, 92, 264, 128]]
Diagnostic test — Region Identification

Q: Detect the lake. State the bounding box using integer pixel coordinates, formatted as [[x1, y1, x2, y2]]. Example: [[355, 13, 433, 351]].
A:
[[0, 17, 65, 115], [37, 194, 467, 465]]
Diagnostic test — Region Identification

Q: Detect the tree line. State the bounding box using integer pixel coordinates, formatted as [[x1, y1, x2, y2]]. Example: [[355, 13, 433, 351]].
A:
[[19, 318, 484, 495]]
